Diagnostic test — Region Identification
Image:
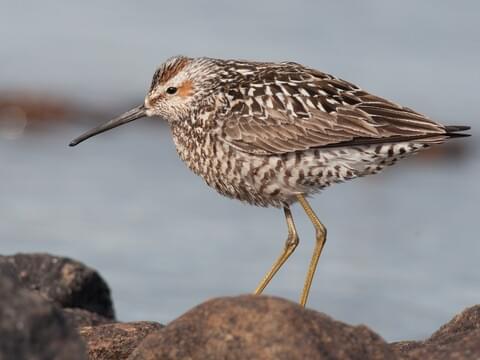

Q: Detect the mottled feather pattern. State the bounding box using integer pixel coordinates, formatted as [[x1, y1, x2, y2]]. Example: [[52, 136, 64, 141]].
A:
[[151, 57, 468, 207], [217, 61, 445, 155], [67, 55, 470, 306]]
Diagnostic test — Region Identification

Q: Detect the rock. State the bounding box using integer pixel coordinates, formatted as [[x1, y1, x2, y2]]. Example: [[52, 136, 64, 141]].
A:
[[391, 305, 480, 359], [80, 321, 163, 360], [0, 274, 86, 360], [428, 305, 480, 344], [129, 295, 395, 360], [0, 253, 114, 319], [63, 308, 113, 328], [390, 340, 423, 356], [2, 251, 479, 359]]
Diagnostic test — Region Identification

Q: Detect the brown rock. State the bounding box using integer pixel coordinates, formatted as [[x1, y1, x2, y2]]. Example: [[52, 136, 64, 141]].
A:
[[0, 253, 114, 319], [391, 305, 480, 360], [0, 274, 86, 360], [428, 305, 480, 344], [80, 321, 163, 360], [389, 340, 423, 355], [128, 295, 396, 360]]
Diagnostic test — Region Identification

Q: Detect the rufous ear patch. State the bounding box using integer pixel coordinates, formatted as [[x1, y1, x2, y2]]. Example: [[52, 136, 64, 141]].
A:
[[178, 80, 194, 97]]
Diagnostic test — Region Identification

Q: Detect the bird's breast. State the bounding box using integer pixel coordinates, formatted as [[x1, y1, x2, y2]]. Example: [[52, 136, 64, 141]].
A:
[[170, 123, 296, 207]]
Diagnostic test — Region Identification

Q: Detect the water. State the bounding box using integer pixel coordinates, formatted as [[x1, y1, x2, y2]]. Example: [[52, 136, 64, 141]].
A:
[[1, 0, 479, 341]]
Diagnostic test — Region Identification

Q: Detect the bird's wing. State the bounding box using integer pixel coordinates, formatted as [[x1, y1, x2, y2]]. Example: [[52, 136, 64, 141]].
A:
[[218, 65, 446, 155]]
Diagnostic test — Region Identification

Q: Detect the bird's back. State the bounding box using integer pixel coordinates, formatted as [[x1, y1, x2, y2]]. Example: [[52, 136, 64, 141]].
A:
[[168, 58, 470, 207]]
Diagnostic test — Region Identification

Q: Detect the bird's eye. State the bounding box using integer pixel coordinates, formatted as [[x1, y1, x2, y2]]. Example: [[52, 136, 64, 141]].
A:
[[166, 87, 177, 95]]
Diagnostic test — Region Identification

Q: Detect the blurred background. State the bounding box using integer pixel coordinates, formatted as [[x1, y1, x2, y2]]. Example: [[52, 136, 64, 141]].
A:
[[0, 0, 478, 341]]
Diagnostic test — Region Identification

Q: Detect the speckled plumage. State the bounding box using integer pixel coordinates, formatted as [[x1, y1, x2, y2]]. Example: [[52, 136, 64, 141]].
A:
[[144, 56, 468, 207], [70, 56, 470, 306]]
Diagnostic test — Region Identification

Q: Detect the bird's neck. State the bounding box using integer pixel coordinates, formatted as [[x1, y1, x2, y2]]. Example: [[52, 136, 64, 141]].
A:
[[169, 93, 226, 175], [170, 118, 206, 147], [169, 114, 214, 173]]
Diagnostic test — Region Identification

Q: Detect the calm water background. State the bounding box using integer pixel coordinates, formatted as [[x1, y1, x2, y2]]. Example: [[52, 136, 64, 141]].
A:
[[1, 0, 479, 341]]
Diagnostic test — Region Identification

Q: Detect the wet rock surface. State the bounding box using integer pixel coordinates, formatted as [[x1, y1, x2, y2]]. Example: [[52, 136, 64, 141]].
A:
[[1, 252, 480, 360]]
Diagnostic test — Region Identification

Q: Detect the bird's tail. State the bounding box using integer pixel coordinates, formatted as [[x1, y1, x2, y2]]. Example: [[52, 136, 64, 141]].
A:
[[444, 125, 471, 138]]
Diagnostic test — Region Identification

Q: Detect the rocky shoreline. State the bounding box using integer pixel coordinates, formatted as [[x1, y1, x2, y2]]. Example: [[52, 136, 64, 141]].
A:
[[0, 253, 478, 359]]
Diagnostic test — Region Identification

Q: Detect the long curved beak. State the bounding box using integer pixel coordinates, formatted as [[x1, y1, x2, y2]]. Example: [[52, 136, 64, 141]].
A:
[[69, 105, 147, 147]]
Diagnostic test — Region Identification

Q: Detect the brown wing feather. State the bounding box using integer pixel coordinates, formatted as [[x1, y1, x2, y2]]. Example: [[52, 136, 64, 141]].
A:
[[219, 64, 446, 155]]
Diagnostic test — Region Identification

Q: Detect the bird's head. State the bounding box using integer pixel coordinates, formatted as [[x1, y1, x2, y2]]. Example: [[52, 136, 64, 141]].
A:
[[69, 55, 220, 147]]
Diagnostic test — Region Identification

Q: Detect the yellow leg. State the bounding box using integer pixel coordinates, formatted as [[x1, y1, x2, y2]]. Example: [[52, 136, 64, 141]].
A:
[[254, 206, 299, 295], [296, 194, 327, 307]]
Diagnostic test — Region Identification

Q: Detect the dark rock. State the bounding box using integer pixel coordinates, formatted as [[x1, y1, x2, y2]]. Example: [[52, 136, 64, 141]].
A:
[[0, 274, 86, 360], [128, 295, 395, 360], [391, 305, 480, 359], [63, 308, 113, 328], [0, 253, 114, 319], [80, 321, 163, 360]]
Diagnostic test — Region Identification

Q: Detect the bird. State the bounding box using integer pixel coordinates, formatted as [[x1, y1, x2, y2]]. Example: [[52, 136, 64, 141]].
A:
[[70, 56, 470, 307]]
